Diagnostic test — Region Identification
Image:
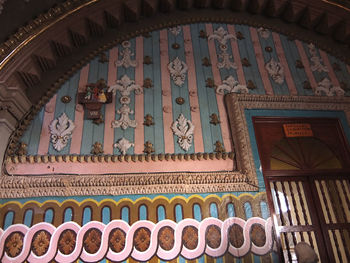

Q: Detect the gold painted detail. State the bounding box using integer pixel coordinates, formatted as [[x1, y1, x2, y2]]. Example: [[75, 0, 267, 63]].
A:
[[0, 193, 268, 226], [210, 113, 220, 125], [143, 114, 154, 126], [91, 142, 104, 155]]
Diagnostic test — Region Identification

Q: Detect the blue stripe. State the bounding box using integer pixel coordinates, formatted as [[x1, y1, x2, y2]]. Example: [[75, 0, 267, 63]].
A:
[[326, 53, 350, 96], [64, 207, 73, 222], [260, 201, 270, 219], [191, 23, 224, 153], [227, 203, 235, 217], [102, 206, 111, 224], [175, 204, 183, 222], [113, 39, 136, 155], [210, 203, 218, 218], [235, 24, 265, 95], [302, 42, 329, 82], [26, 108, 44, 155], [257, 28, 289, 95], [279, 35, 312, 96], [193, 203, 202, 221], [157, 205, 166, 221], [168, 28, 193, 153], [121, 206, 129, 223], [212, 23, 238, 83], [82, 207, 92, 225], [44, 209, 54, 223], [23, 209, 33, 226], [139, 204, 147, 220], [152, 30, 165, 153], [3, 211, 14, 230]]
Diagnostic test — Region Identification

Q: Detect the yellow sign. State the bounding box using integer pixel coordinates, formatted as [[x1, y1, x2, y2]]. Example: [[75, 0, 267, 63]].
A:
[[283, 123, 313, 137]]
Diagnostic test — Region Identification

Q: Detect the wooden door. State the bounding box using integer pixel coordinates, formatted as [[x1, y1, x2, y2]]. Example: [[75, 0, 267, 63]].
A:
[[253, 117, 350, 262]]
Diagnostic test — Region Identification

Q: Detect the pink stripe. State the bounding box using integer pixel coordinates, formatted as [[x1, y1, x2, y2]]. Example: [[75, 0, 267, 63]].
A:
[[37, 95, 57, 155], [319, 50, 340, 86], [227, 25, 246, 85], [134, 36, 144, 154], [160, 29, 175, 153], [103, 47, 118, 154], [70, 64, 90, 154], [183, 25, 204, 153], [249, 27, 274, 95], [7, 158, 234, 175], [295, 40, 318, 90], [272, 32, 298, 95], [206, 24, 232, 152]]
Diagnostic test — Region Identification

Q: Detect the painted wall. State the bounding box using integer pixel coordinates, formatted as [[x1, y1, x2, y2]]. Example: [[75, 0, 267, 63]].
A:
[[1, 23, 350, 262]]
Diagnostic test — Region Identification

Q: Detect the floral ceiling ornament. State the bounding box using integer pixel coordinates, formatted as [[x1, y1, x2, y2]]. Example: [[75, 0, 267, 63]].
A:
[[216, 76, 249, 94], [115, 41, 137, 68], [265, 58, 285, 84], [257, 27, 270, 39], [49, 113, 75, 151], [109, 75, 143, 130], [168, 57, 188, 87], [171, 114, 195, 152], [114, 137, 134, 155], [169, 26, 182, 36], [315, 78, 345, 96], [308, 43, 328, 73], [208, 26, 237, 70]]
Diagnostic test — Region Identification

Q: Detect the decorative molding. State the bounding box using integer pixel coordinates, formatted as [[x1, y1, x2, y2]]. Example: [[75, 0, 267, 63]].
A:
[[171, 114, 194, 152], [114, 137, 134, 155], [109, 75, 142, 130], [265, 58, 284, 84], [0, 168, 251, 198], [257, 27, 270, 39], [225, 94, 350, 186], [315, 78, 345, 96], [308, 43, 328, 73], [216, 76, 249, 94], [115, 41, 137, 68], [0, 217, 273, 262], [167, 57, 188, 87], [169, 25, 181, 36], [49, 113, 75, 152], [208, 26, 237, 70]]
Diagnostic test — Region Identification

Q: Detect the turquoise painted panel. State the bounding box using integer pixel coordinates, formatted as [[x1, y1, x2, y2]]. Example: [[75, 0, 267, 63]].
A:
[[23, 209, 33, 227], [121, 207, 129, 224], [102, 206, 111, 224], [212, 23, 238, 83], [168, 28, 193, 154], [257, 28, 289, 95], [80, 56, 108, 154], [327, 53, 350, 96], [244, 202, 253, 219], [175, 204, 183, 222], [198, 256, 205, 263], [191, 23, 224, 153], [48, 71, 81, 155], [193, 204, 202, 221], [216, 258, 224, 263], [235, 24, 266, 95], [260, 201, 270, 219], [139, 204, 147, 220], [82, 207, 92, 225], [302, 42, 329, 82], [210, 203, 218, 218], [280, 35, 313, 96], [113, 39, 136, 155], [227, 203, 235, 217], [22, 108, 44, 155], [3, 211, 14, 230], [64, 207, 73, 222], [44, 209, 54, 223], [157, 205, 166, 221]]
